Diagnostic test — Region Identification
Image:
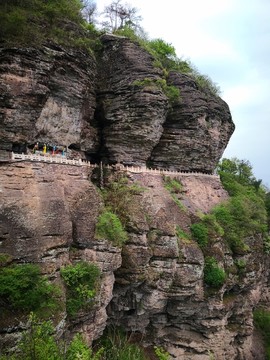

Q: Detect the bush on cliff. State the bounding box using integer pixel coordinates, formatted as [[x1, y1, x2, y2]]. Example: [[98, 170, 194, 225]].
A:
[[60, 261, 100, 317], [204, 257, 226, 288], [95, 210, 128, 247], [253, 308, 270, 359], [0, 313, 104, 360], [0, 0, 99, 50], [100, 176, 144, 229], [0, 263, 60, 317]]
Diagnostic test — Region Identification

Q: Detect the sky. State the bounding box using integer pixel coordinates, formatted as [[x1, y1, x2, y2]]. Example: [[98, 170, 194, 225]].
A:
[[96, 0, 270, 185]]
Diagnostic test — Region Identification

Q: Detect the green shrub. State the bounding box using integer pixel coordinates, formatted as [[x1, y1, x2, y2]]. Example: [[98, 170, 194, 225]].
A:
[[190, 223, 209, 248], [194, 74, 221, 96], [101, 176, 144, 228], [67, 334, 103, 360], [175, 225, 190, 241], [97, 327, 147, 360], [133, 78, 180, 104], [0, 253, 12, 267], [60, 261, 100, 316], [163, 176, 185, 211], [0, 313, 103, 360], [154, 346, 171, 360], [95, 210, 128, 247], [0, 263, 60, 316], [254, 308, 270, 359], [0, 0, 100, 49], [204, 257, 226, 288], [164, 176, 182, 193]]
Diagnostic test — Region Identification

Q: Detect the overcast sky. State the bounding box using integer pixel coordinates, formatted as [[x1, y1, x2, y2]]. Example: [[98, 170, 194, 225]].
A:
[[96, 0, 270, 185]]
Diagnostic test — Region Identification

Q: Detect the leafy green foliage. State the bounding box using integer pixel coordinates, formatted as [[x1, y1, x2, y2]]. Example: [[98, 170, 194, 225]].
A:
[[254, 308, 270, 359], [215, 157, 268, 254], [17, 313, 60, 360], [164, 177, 182, 193], [60, 261, 100, 316], [190, 223, 209, 248], [0, 313, 103, 360], [154, 346, 171, 360], [95, 210, 128, 247], [204, 257, 226, 288], [0, 253, 12, 267], [0, 263, 60, 316], [66, 334, 103, 360], [193, 74, 221, 96], [175, 225, 190, 241], [97, 327, 147, 360], [0, 0, 99, 50], [101, 176, 144, 228], [163, 176, 185, 210]]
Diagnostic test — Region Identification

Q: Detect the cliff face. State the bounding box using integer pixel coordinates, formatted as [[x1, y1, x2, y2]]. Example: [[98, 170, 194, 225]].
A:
[[0, 162, 121, 349], [0, 162, 269, 359], [1, 33, 264, 359], [149, 72, 234, 172], [0, 34, 234, 171], [0, 46, 98, 156]]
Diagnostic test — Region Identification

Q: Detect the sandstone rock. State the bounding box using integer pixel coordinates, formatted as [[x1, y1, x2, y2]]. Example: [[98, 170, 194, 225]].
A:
[[96, 34, 168, 165], [0, 46, 98, 156], [149, 72, 235, 172], [0, 162, 121, 348]]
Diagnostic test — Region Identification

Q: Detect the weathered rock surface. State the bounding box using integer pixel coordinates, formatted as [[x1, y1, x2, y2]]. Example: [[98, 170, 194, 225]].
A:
[[95, 34, 168, 166], [0, 34, 234, 172], [105, 172, 269, 360], [149, 72, 235, 172], [0, 45, 98, 156], [0, 162, 121, 349], [0, 162, 268, 359]]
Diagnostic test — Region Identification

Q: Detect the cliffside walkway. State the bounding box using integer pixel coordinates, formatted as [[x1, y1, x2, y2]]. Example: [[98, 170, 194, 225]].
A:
[[11, 152, 219, 178]]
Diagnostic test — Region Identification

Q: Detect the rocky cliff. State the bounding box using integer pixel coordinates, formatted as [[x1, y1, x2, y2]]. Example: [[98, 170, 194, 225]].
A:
[[0, 162, 269, 359], [0, 34, 234, 171], [2, 32, 267, 360]]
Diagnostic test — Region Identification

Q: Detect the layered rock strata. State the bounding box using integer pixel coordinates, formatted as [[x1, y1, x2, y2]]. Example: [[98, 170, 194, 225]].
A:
[[0, 34, 234, 172], [0, 162, 121, 349]]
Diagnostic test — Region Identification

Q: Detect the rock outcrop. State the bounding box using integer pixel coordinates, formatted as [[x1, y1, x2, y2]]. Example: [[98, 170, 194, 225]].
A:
[[0, 162, 269, 359], [0, 34, 234, 172], [149, 72, 234, 172], [0, 45, 99, 156], [0, 162, 121, 350], [2, 30, 265, 360]]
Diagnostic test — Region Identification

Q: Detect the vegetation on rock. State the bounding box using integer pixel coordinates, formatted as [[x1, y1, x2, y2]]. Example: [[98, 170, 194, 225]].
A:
[[0, 0, 100, 51], [204, 256, 226, 288], [254, 308, 270, 359], [163, 176, 185, 211], [0, 313, 104, 360], [60, 261, 100, 316], [95, 210, 128, 247], [0, 263, 60, 318], [190, 157, 269, 288]]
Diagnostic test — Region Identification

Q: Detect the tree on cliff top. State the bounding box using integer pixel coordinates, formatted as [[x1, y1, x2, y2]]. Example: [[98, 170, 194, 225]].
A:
[[101, 0, 142, 33]]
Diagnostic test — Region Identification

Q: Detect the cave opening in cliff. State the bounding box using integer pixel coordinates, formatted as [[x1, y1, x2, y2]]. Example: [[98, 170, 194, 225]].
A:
[[12, 143, 27, 154]]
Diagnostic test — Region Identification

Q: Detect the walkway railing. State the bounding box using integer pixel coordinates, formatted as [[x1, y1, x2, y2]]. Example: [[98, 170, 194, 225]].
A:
[[11, 152, 219, 178], [11, 152, 91, 166]]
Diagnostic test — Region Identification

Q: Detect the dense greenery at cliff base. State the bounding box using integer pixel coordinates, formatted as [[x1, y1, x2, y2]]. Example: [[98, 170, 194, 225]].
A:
[[0, 315, 170, 360], [191, 158, 270, 288]]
